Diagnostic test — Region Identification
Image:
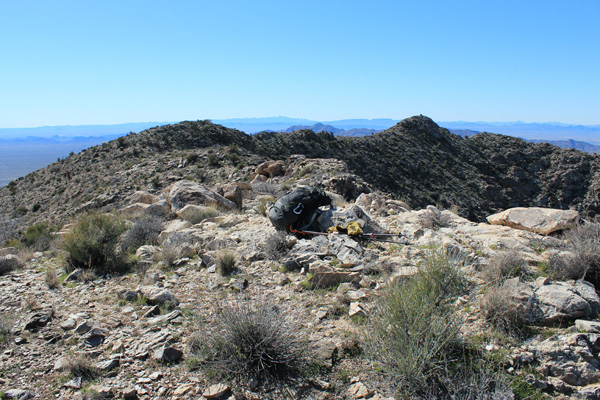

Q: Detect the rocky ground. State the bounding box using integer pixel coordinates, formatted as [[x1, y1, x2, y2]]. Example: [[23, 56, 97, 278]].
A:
[[2, 157, 600, 400]]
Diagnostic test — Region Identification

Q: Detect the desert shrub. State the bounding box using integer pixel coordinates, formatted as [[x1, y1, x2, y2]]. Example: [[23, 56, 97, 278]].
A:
[[263, 231, 289, 260], [60, 353, 98, 380], [418, 208, 451, 230], [481, 284, 528, 337], [0, 255, 24, 275], [45, 269, 60, 289], [60, 212, 131, 275], [217, 250, 236, 276], [415, 361, 514, 400], [484, 251, 528, 284], [364, 251, 466, 392], [549, 221, 600, 285], [207, 152, 220, 167], [23, 222, 59, 251], [191, 299, 305, 388], [0, 315, 12, 347], [121, 217, 164, 253], [159, 232, 193, 267]]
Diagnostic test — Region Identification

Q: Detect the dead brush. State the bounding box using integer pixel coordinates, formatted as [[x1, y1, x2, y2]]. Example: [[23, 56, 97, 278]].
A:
[[549, 221, 600, 285], [61, 353, 98, 380], [263, 231, 290, 261], [481, 284, 528, 337], [45, 269, 61, 289], [484, 251, 529, 284], [418, 207, 451, 230]]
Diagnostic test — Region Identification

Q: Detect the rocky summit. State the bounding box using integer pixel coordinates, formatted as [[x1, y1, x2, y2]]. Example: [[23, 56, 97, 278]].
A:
[[1, 116, 600, 399]]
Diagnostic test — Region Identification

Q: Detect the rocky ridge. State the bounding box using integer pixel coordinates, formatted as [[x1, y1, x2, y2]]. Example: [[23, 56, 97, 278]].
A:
[[1, 166, 600, 398], [1, 116, 599, 240]]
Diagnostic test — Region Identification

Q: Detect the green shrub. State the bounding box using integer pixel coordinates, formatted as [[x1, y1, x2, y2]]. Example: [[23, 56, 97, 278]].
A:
[[191, 299, 305, 388], [217, 250, 236, 276], [364, 250, 466, 391], [60, 212, 131, 275], [207, 152, 220, 167], [23, 222, 59, 251]]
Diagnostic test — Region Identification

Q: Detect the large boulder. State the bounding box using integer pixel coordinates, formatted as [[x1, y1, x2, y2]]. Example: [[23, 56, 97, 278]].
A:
[[125, 191, 160, 205], [256, 160, 285, 178], [167, 180, 236, 212], [176, 204, 218, 224], [486, 207, 579, 235]]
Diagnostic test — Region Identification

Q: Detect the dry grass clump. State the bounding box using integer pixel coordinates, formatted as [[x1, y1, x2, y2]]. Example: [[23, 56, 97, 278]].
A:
[[61, 354, 98, 380], [0, 315, 13, 347], [121, 216, 164, 253], [263, 231, 290, 261], [365, 251, 466, 392], [481, 284, 528, 337], [484, 251, 528, 284], [0, 255, 24, 275], [418, 208, 451, 230], [159, 232, 193, 267], [60, 212, 131, 275], [217, 250, 236, 276], [45, 269, 61, 289], [191, 299, 305, 388], [548, 221, 600, 285]]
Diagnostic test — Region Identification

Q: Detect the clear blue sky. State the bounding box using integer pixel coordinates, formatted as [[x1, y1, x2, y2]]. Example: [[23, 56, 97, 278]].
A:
[[0, 0, 598, 128]]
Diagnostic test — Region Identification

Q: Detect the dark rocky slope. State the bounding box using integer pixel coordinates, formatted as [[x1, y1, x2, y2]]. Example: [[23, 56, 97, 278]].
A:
[[1, 116, 599, 237]]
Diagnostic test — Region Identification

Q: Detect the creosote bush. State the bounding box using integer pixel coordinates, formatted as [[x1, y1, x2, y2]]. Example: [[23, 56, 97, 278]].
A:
[[217, 250, 236, 276], [191, 299, 305, 388], [365, 250, 467, 393], [23, 222, 60, 251], [60, 212, 131, 275]]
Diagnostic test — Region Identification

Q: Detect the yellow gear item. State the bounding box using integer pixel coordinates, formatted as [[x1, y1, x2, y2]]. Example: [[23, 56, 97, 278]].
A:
[[326, 222, 363, 236], [346, 221, 363, 236]]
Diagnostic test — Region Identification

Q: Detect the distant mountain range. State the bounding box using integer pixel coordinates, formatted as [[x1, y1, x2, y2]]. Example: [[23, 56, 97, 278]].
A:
[[1, 118, 599, 187]]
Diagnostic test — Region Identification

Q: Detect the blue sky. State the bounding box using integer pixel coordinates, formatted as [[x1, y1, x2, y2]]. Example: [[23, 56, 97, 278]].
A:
[[0, 0, 598, 128]]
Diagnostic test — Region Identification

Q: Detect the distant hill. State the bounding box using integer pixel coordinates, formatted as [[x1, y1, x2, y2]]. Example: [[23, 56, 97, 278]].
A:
[[282, 123, 379, 137], [441, 121, 600, 143], [448, 129, 600, 154]]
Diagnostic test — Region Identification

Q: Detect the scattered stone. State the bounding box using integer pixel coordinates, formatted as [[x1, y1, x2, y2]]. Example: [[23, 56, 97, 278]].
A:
[[74, 321, 93, 334], [203, 383, 231, 399], [140, 286, 179, 306], [154, 346, 183, 363], [349, 302, 367, 318], [87, 385, 113, 398], [121, 387, 138, 400], [348, 381, 374, 399], [64, 376, 82, 389], [173, 383, 195, 396], [313, 340, 338, 368], [59, 318, 77, 330], [309, 271, 361, 288], [24, 310, 52, 332], [96, 359, 120, 371], [576, 320, 600, 333], [3, 389, 36, 399]]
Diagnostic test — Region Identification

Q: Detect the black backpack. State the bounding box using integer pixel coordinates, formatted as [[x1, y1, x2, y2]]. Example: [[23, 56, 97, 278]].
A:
[[268, 187, 332, 233]]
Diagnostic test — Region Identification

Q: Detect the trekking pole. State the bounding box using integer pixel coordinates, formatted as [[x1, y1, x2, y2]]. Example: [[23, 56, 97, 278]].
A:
[[290, 227, 403, 239]]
